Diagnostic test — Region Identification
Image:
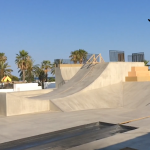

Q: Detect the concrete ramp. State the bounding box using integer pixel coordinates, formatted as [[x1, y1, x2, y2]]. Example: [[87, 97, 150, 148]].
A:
[[1, 62, 148, 116], [51, 83, 124, 112], [123, 82, 150, 109], [41, 62, 144, 111]]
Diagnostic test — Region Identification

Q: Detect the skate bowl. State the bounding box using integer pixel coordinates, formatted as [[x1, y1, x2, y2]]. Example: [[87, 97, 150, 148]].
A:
[[1, 62, 150, 116]]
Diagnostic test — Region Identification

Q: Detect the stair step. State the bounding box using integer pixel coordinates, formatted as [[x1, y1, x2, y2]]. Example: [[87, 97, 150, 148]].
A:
[[131, 66, 148, 71], [128, 71, 150, 77], [125, 76, 150, 82]]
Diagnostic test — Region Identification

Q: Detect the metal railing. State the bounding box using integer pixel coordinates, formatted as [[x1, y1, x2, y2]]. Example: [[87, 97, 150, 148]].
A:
[[54, 53, 100, 66]]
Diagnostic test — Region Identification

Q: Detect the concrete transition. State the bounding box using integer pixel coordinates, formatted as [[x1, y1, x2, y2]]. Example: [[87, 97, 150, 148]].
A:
[[2, 62, 150, 116]]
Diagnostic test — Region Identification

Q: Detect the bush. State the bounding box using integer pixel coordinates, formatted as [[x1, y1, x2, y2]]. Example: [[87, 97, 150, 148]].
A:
[[48, 77, 55, 82], [11, 75, 19, 81]]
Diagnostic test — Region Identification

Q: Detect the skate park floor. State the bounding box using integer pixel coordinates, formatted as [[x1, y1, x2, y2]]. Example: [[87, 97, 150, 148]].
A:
[[0, 107, 150, 149]]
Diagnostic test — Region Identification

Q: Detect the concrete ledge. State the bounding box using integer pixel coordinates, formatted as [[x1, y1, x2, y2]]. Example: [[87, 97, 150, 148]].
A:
[[0, 89, 54, 116], [57, 64, 83, 67]]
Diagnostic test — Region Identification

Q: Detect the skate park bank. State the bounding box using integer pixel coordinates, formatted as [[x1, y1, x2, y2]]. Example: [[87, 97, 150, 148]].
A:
[[0, 62, 149, 116]]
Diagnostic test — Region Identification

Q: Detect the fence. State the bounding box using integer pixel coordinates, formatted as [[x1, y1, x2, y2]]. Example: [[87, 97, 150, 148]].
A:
[[0, 83, 13, 89]]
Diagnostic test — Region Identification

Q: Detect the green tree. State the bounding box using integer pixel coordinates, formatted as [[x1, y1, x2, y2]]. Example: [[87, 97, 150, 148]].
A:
[[69, 50, 79, 64], [50, 59, 63, 75], [0, 53, 7, 62], [33, 64, 46, 89], [15, 50, 30, 82], [144, 60, 150, 66], [49, 77, 55, 82], [0, 61, 13, 81], [69, 49, 88, 64], [11, 75, 19, 81], [41, 60, 51, 82], [26, 58, 35, 82], [50, 63, 55, 75], [78, 49, 88, 64]]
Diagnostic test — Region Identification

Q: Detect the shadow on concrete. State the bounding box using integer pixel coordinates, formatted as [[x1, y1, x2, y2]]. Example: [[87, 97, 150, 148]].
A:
[[95, 132, 150, 150]]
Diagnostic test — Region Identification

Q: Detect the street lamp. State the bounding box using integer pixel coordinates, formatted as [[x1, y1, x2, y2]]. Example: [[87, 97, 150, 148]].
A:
[[148, 19, 150, 22]]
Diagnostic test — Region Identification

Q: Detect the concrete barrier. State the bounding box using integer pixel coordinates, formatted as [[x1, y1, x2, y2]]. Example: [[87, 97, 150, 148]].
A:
[[0, 89, 13, 92], [14, 83, 42, 91], [0, 89, 54, 116]]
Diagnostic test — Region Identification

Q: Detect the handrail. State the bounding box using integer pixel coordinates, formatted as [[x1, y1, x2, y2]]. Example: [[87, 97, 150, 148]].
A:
[[86, 53, 105, 64]]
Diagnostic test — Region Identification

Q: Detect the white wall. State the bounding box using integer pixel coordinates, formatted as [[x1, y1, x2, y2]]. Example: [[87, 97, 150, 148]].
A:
[[14, 83, 42, 91], [0, 89, 13, 92], [44, 82, 56, 89]]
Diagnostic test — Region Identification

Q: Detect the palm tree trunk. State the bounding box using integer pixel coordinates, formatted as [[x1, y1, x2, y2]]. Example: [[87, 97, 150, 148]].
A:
[[45, 72, 47, 82], [23, 70, 25, 82], [42, 79, 44, 89]]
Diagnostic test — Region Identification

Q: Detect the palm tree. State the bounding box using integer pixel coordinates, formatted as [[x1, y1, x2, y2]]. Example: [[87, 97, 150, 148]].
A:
[[144, 60, 150, 66], [69, 50, 79, 64], [143, 60, 150, 70], [50, 63, 55, 75], [41, 60, 51, 82], [33, 64, 46, 89], [15, 50, 30, 82], [0, 53, 7, 62], [0, 61, 13, 81], [51, 59, 63, 75], [78, 49, 88, 64], [69, 49, 88, 64], [26, 58, 35, 82]]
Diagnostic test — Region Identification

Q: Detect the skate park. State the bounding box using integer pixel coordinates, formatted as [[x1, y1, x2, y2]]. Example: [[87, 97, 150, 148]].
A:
[[0, 52, 150, 149]]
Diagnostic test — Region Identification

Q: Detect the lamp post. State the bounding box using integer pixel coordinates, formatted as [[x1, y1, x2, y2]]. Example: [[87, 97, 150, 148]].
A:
[[148, 19, 150, 22]]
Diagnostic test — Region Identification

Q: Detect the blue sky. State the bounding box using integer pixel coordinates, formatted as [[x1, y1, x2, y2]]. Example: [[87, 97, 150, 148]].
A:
[[0, 0, 150, 77]]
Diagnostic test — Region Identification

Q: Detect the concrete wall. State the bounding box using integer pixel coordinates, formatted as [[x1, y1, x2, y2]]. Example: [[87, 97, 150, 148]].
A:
[[55, 64, 82, 88], [0, 89, 13, 92], [0, 92, 6, 115], [0, 89, 54, 116], [14, 83, 42, 91], [6, 93, 50, 116]]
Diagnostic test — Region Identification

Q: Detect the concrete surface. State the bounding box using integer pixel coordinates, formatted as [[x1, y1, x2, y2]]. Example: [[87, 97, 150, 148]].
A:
[[0, 89, 54, 116], [0, 108, 150, 150]]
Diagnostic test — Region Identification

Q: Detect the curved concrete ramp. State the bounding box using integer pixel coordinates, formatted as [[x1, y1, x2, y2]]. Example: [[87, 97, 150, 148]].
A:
[[31, 62, 144, 112], [32, 63, 109, 100], [123, 82, 150, 109], [1, 62, 147, 116]]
